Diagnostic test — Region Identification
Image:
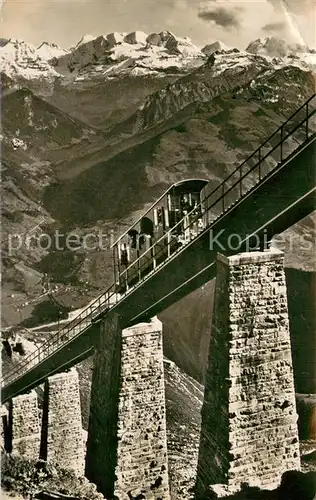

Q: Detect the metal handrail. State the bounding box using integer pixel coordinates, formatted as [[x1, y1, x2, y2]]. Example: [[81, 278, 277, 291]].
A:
[[2, 94, 315, 387]]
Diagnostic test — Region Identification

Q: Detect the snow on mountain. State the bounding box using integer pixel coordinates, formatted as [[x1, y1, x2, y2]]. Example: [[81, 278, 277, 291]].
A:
[[107, 32, 126, 46], [36, 41, 69, 61], [202, 40, 229, 56], [74, 34, 98, 48], [151, 31, 202, 57], [124, 30, 148, 45], [0, 38, 59, 80], [52, 30, 205, 79], [246, 36, 310, 58], [245, 37, 316, 72], [1, 32, 315, 84]]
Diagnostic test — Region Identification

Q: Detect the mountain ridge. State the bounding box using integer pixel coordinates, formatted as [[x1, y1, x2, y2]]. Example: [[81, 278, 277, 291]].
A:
[[1, 33, 315, 86]]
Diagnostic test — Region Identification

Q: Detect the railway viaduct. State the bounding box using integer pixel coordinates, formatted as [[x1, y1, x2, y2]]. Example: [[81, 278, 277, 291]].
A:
[[1, 95, 315, 499]]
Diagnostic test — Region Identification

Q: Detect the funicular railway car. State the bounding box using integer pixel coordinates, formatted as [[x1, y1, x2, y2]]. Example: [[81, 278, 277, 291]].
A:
[[112, 179, 209, 293]]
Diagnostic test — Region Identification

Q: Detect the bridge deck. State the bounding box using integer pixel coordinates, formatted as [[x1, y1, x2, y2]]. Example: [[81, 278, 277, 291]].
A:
[[2, 95, 315, 403]]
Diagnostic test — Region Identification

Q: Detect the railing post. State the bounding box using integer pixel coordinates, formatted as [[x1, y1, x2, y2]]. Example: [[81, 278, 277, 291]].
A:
[[222, 183, 225, 213], [125, 269, 128, 292], [138, 253, 141, 281], [239, 166, 242, 197], [153, 244, 157, 270], [258, 148, 261, 181], [306, 102, 309, 140], [167, 231, 171, 258], [280, 126, 283, 162]]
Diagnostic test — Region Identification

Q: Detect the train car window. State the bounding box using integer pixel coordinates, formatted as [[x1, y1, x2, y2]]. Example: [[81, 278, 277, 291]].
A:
[[120, 243, 129, 267], [180, 195, 192, 214], [168, 210, 176, 228], [154, 208, 158, 227], [144, 234, 152, 250], [128, 229, 139, 249], [138, 234, 146, 249], [164, 207, 170, 228], [140, 216, 154, 237], [157, 207, 165, 229], [167, 194, 172, 211]]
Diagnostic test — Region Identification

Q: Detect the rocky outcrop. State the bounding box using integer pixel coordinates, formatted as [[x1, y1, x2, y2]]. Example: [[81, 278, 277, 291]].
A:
[[202, 41, 229, 56], [123, 30, 148, 45], [106, 32, 126, 47], [113, 52, 270, 136]]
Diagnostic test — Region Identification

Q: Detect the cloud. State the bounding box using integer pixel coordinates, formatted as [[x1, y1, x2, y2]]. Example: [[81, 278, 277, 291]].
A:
[[198, 3, 242, 29], [262, 20, 287, 33]]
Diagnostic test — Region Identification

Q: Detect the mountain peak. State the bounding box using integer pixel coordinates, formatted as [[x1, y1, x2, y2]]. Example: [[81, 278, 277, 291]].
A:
[[0, 38, 11, 48], [36, 41, 69, 60], [0, 37, 59, 80], [106, 32, 126, 46], [124, 31, 148, 45], [75, 34, 98, 49], [37, 41, 59, 49], [202, 40, 229, 56], [246, 36, 310, 57]]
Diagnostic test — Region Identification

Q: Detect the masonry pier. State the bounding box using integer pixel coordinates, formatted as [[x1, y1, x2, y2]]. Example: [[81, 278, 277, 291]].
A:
[[41, 368, 85, 475], [195, 249, 301, 498], [10, 390, 41, 459], [85, 315, 170, 500]]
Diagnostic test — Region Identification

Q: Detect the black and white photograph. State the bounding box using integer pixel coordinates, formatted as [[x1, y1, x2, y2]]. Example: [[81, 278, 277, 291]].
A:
[[0, 1, 315, 499]]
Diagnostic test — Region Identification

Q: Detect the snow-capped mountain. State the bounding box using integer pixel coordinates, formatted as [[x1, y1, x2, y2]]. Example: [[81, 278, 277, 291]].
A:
[[52, 30, 205, 79], [246, 36, 311, 58], [245, 37, 316, 73], [1, 32, 315, 87], [74, 34, 98, 49], [0, 38, 60, 80], [36, 41, 69, 61]]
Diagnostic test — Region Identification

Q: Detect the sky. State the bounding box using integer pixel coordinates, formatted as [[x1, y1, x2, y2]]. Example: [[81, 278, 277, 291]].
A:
[[1, 0, 315, 50]]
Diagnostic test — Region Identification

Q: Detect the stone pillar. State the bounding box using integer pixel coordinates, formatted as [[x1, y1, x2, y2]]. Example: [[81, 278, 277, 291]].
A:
[[86, 315, 170, 500], [41, 368, 85, 475], [195, 250, 300, 498], [10, 390, 40, 459]]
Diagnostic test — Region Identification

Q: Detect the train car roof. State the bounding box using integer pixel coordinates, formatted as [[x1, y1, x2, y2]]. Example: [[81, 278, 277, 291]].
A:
[[171, 178, 209, 193], [111, 178, 209, 247]]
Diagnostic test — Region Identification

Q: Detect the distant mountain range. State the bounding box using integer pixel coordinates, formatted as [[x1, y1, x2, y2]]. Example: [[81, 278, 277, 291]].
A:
[[0, 33, 315, 84]]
